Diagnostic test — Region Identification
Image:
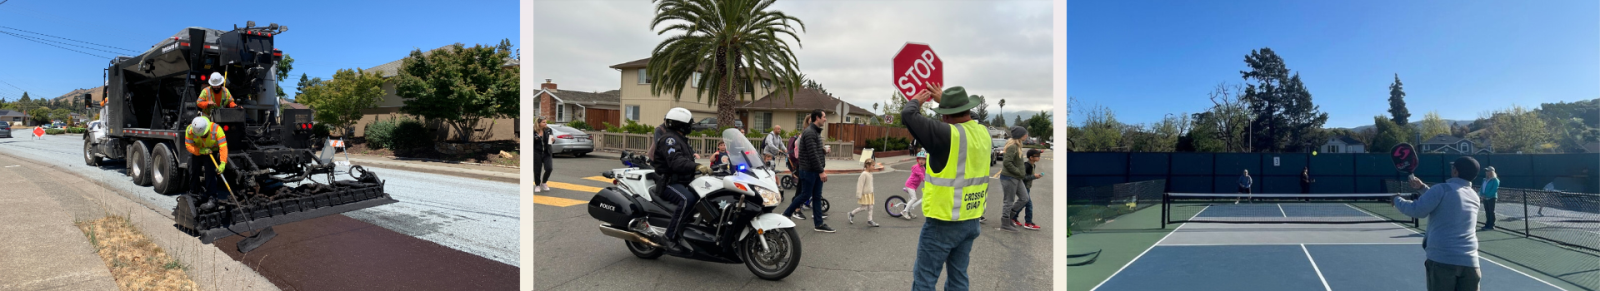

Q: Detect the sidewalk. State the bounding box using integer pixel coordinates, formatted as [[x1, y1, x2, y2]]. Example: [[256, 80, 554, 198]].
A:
[[0, 166, 118, 290], [340, 154, 518, 183]]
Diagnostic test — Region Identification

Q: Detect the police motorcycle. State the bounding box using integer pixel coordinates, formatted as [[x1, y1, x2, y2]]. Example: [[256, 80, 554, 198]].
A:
[[587, 128, 801, 280]]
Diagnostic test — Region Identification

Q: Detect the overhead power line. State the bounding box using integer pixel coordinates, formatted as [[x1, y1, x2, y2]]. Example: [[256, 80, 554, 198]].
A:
[[0, 30, 112, 59], [0, 26, 137, 53], [0, 29, 127, 56]]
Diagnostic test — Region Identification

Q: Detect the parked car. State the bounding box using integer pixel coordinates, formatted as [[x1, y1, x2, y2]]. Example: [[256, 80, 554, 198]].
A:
[[990, 138, 1007, 166], [548, 124, 594, 157], [0, 123, 10, 138], [691, 117, 744, 132]]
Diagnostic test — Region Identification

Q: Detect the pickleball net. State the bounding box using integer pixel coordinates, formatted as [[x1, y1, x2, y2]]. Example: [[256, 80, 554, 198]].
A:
[[1162, 193, 1419, 228], [1492, 188, 1600, 253]]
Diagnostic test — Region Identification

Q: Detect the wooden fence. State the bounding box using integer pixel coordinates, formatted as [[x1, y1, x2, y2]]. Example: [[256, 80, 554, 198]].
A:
[[827, 123, 911, 153], [587, 131, 855, 160]]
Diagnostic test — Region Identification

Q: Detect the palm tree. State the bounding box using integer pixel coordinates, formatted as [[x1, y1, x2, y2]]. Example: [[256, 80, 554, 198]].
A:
[[647, 0, 807, 128], [997, 98, 1006, 126]]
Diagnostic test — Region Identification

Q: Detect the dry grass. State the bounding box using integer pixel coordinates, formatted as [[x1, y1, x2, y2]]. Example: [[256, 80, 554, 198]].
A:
[[76, 216, 199, 291]]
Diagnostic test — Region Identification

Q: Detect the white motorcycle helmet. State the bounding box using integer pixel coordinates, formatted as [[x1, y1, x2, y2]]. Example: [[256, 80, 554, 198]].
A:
[[208, 72, 225, 87], [664, 107, 693, 134]]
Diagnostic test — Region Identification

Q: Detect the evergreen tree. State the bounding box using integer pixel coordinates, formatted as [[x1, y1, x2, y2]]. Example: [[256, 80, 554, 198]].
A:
[[1389, 74, 1410, 126]]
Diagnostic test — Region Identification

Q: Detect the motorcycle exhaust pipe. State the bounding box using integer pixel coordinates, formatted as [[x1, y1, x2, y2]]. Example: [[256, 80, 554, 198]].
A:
[[599, 224, 658, 247]]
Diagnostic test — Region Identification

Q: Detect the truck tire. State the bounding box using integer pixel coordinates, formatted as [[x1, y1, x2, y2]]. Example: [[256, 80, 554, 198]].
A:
[[151, 144, 185, 194], [84, 139, 101, 167], [129, 141, 151, 186]]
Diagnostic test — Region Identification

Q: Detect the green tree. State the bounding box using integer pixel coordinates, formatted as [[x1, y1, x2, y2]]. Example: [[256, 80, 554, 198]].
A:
[[1077, 103, 1121, 151], [28, 107, 51, 125], [277, 54, 294, 98], [647, 0, 806, 128], [1014, 115, 1024, 129], [1418, 111, 1450, 141], [1240, 48, 1329, 152], [396, 40, 520, 142], [1370, 115, 1411, 153], [1388, 74, 1410, 126], [1483, 105, 1548, 153], [1025, 110, 1052, 144], [991, 115, 1006, 127], [298, 68, 386, 136]]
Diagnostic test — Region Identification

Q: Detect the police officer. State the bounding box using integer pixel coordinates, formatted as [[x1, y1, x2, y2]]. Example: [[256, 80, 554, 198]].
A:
[[197, 72, 236, 118], [652, 107, 712, 251], [185, 116, 230, 210], [903, 83, 992, 291]]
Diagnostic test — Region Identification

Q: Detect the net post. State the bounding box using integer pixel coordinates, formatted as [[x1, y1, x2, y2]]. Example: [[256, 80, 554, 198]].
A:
[[1160, 193, 1167, 229], [1521, 190, 1529, 238]]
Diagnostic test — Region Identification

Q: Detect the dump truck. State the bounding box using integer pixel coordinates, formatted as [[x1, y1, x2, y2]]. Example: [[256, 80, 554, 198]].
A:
[[81, 22, 396, 252]]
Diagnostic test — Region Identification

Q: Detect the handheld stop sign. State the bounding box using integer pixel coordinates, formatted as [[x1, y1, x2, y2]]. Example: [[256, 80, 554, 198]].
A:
[[893, 43, 941, 100]]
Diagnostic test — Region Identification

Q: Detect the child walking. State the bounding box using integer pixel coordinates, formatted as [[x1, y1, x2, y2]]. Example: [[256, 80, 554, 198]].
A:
[[849, 158, 880, 227], [1015, 149, 1044, 230]]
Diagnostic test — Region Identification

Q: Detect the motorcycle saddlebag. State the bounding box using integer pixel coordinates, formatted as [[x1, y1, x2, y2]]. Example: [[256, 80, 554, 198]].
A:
[[588, 187, 640, 226]]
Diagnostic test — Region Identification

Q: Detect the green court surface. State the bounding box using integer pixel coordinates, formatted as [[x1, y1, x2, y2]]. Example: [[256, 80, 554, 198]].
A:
[[1067, 204, 1599, 291]]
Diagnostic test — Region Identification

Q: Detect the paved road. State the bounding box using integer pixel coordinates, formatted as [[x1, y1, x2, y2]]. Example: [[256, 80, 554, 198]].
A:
[[534, 153, 1054, 290], [0, 136, 519, 267]]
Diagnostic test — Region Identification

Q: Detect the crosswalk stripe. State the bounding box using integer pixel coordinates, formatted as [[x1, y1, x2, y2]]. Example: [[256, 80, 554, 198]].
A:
[[582, 176, 613, 184], [533, 195, 587, 207], [546, 181, 604, 193]]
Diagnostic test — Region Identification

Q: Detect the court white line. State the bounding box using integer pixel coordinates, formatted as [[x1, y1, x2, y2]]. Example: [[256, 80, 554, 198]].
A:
[[1088, 204, 1209, 291], [1278, 204, 1288, 217], [1301, 244, 1333, 291], [1160, 242, 1415, 246], [1372, 214, 1569, 291]]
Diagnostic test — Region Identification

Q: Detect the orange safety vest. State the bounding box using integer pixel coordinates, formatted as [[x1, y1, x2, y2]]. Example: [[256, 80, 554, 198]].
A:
[[184, 122, 229, 170], [197, 86, 236, 115]]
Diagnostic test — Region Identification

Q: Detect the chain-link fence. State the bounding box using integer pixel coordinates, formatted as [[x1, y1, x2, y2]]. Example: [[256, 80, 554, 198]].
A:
[[1068, 179, 1165, 233]]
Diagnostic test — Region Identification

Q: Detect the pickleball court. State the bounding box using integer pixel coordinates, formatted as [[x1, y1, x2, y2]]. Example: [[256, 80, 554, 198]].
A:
[[1089, 193, 1569, 291]]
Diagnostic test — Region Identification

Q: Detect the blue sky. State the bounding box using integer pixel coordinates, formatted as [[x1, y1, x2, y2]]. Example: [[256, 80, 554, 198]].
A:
[[1068, 0, 1599, 128], [0, 0, 516, 103]]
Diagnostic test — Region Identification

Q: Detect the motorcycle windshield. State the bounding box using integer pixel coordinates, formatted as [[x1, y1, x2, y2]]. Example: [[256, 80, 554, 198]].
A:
[[722, 128, 764, 173]]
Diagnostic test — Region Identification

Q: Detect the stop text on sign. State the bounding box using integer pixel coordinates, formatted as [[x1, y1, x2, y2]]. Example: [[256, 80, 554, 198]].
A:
[[893, 43, 942, 100]]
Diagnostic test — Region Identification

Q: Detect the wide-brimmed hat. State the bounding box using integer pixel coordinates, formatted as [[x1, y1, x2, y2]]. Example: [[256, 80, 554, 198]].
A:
[[932, 86, 982, 115]]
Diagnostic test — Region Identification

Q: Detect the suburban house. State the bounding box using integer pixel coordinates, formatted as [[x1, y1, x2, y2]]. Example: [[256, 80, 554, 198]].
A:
[[603, 57, 875, 132], [348, 43, 520, 141], [0, 110, 27, 127], [1419, 134, 1492, 154], [534, 79, 621, 129], [608, 57, 780, 127], [1319, 136, 1367, 153], [739, 87, 874, 131]]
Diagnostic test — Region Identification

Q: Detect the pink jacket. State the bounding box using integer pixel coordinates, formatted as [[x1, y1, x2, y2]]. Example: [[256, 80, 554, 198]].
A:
[[905, 162, 927, 189]]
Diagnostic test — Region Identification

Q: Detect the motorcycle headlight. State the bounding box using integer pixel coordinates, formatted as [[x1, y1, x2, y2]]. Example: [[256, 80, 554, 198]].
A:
[[755, 186, 781, 207]]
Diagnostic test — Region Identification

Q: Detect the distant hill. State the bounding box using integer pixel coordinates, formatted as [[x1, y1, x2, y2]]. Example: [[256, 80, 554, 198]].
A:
[[49, 86, 105, 104], [1343, 119, 1475, 132]]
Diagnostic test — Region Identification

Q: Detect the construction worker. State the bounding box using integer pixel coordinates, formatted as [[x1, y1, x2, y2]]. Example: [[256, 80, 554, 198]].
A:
[[903, 83, 991, 291], [185, 116, 229, 210], [197, 72, 236, 117]]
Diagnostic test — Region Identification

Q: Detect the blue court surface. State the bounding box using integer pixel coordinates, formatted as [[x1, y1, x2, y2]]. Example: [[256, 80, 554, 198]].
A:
[[1093, 204, 1569, 291]]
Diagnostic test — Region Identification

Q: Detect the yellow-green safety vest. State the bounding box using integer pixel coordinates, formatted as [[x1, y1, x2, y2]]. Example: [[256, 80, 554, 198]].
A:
[[921, 120, 991, 221]]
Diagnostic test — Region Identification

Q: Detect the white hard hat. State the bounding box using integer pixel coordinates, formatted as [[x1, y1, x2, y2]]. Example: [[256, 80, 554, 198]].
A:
[[208, 72, 225, 87], [665, 107, 692, 124], [191, 116, 213, 136]]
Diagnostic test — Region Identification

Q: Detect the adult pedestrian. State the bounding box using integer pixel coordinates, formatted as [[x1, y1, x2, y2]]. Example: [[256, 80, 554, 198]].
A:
[[903, 83, 991, 291], [762, 125, 786, 165], [1394, 156, 1484, 291], [998, 126, 1030, 232], [1479, 166, 1499, 231], [780, 109, 835, 233], [1236, 169, 1252, 204], [532, 118, 554, 192]]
